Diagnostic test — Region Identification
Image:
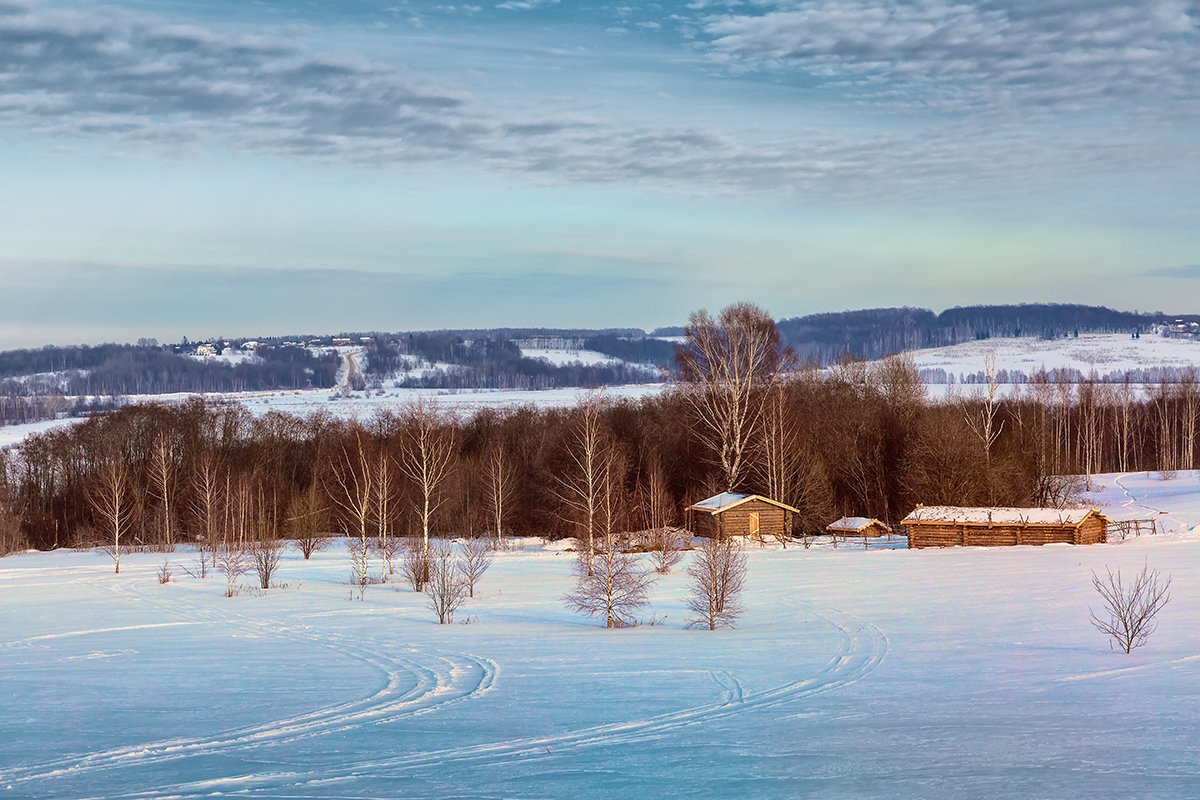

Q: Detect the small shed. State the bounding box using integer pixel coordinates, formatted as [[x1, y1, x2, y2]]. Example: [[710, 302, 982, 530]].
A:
[[685, 493, 799, 539], [826, 517, 891, 538], [902, 506, 1111, 549]]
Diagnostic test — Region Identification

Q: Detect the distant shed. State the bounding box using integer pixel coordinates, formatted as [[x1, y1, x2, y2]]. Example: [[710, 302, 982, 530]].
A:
[[826, 517, 891, 538], [902, 506, 1111, 549], [685, 493, 799, 540]]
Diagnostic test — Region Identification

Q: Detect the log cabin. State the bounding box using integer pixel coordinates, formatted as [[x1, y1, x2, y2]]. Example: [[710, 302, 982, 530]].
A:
[[685, 493, 799, 539], [901, 506, 1111, 549], [826, 517, 892, 538]]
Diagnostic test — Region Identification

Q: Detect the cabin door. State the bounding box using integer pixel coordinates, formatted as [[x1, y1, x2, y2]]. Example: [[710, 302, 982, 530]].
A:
[[748, 512, 760, 536]]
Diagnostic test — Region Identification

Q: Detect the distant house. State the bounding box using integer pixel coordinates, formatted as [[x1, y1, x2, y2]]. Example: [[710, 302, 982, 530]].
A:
[[901, 506, 1111, 549], [826, 517, 891, 538], [685, 493, 799, 540], [332, 338, 354, 347], [195, 343, 218, 356]]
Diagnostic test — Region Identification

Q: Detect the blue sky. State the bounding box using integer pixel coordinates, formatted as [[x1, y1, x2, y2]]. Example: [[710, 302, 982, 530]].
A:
[[1, 0, 1198, 347]]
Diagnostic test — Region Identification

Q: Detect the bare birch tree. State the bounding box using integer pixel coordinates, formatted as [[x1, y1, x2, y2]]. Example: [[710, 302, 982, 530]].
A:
[[957, 356, 1005, 504], [676, 303, 787, 490], [329, 431, 374, 587], [685, 535, 747, 630], [554, 390, 606, 576], [147, 432, 177, 550], [638, 457, 684, 573], [397, 398, 457, 578], [90, 459, 137, 574], [484, 441, 515, 549], [564, 446, 650, 628]]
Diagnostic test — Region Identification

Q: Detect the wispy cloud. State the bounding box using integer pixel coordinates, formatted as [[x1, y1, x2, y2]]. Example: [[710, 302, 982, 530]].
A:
[[1146, 264, 1200, 278], [0, 0, 1195, 204], [703, 0, 1200, 113]]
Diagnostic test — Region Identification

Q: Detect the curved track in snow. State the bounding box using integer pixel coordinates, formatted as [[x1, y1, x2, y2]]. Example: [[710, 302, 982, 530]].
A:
[[96, 601, 887, 799], [1, 575, 496, 787]]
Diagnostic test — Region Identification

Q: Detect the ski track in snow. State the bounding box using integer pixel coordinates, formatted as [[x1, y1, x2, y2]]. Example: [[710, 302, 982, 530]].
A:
[[95, 602, 887, 799], [1, 573, 497, 787]]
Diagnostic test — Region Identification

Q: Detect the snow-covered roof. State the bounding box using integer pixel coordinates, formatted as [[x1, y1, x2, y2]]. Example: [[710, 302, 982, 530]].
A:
[[827, 516, 890, 533], [690, 492, 751, 511], [902, 506, 1109, 527], [687, 493, 801, 515]]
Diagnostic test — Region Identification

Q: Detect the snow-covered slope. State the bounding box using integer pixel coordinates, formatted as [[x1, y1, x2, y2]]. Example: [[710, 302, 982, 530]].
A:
[[2, 472, 1198, 798], [908, 333, 1200, 382]]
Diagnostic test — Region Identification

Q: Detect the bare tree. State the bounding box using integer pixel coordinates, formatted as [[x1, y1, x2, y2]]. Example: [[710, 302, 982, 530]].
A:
[[397, 398, 457, 577], [0, 452, 26, 557], [564, 450, 651, 628], [215, 474, 253, 597], [373, 444, 399, 578], [286, 482, 329, 559], [1089, 561, 1172, 654], [425, 540, 468, 624], [638, 458, 684, 573], [400, 534, 428, 592], [457, 536, 493, 597], [484, 441, 515, 549], [147, 432, 177, 551], [956, 355, 1005, 505], [329, 431, 374, 587], [676, 303, 788, 490], [553, 390, 606, 577], [685, 536, 747, 630], [89, 459, 138, 574], [188, 454, 224, 577], [251, 532, 284, 589]]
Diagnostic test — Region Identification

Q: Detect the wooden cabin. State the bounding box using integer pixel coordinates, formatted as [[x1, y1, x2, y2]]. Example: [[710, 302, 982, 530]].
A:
[[685, 493, 799, 539], [902, 506, 1111, 549], [826, 517, 891, 538]]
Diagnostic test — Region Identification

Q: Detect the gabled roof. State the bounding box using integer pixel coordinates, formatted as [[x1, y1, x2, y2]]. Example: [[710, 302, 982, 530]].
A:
[[901, 506, 1113, 528], [827, 516, 891, 533], [686, 492, 801, 515]]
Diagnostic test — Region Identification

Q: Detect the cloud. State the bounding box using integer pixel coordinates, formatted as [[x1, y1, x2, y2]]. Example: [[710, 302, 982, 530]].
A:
[[496, 0, 559, 10], [703, 0, 1200, 112], [0, 0, 1196, 204], [1146, 264, 1200, 278]]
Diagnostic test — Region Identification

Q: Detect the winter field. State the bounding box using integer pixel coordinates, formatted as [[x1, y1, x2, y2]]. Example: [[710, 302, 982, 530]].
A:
[[910, 332, 1200, 382], [2, 472, 1199, 799]]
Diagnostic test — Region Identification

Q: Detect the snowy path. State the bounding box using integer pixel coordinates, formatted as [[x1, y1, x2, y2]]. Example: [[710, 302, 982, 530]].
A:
[[110, 603, 886, 798]]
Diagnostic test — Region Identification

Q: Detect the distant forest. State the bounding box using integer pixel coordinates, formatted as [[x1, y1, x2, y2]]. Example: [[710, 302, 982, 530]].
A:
[[774, 304, 1185, 364], [1, 304, 1196, 428]]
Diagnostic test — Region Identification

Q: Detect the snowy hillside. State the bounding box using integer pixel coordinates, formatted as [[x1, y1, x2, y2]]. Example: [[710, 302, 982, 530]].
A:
[[908, 332, 1200, 383], [2, 472, 1198, 798]]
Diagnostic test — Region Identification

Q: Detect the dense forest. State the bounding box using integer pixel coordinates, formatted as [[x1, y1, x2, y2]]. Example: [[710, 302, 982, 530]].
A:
[[4, 321, 1199, 555], [774, 304, 1177, 363]]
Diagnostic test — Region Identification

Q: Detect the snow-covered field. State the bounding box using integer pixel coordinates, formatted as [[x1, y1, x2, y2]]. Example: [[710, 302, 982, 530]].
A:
[[909, 333, 1200, 382], [3, 472, 1199, 798], [518, 347, 620, 366]]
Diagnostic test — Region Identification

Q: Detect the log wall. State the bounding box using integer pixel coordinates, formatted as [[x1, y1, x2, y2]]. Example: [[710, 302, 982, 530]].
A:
[[691, 499, 787, 539], [906, 516, 1107, 548]]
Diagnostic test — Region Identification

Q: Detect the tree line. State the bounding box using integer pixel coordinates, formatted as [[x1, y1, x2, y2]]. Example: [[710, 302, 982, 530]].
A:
[[3, 304, 1200, 559]]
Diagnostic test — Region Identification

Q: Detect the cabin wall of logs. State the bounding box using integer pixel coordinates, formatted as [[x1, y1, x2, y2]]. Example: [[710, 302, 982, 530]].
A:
[[905, 515, 1107, 549], [689, 498, 787, 539]]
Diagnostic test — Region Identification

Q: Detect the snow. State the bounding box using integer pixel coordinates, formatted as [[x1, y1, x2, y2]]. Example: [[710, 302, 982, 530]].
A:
[[4, 472, 1199, 798], [907, 332, 1200, 380], [827, 516, 888, 532], [519, 347, 620, 366], [0, 385, 668, 447], [689, 491, 752, 510], [902, 506, 1102, 526]]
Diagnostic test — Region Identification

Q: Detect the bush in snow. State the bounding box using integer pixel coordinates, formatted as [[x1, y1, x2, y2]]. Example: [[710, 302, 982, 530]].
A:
[[1089, 561, 1171, 654]]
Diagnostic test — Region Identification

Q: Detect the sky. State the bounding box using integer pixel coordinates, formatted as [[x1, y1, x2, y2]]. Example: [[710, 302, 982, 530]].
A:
[[0, 0, 1198, 348]]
